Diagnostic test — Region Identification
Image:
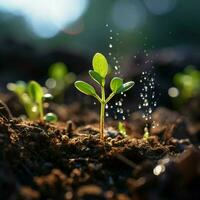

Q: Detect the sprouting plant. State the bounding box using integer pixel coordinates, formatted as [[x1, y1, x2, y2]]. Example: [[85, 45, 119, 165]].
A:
[[7, 81, 37, 119], [46, 62, 76, 102], [172, 65, 200, 106], [7, 80, 57, 122], [74, 52, 134, 140], [118, 121, 127, 137], [27, 81, 44, 120], [143, 127, 150, 139]]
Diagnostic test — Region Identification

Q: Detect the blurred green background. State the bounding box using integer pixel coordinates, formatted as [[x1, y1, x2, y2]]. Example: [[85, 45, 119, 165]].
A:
[[0, 0, 200, 56]]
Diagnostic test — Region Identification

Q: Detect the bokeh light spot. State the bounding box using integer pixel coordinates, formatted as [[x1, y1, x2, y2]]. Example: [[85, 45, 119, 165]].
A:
[[0, 0, 89, 38]]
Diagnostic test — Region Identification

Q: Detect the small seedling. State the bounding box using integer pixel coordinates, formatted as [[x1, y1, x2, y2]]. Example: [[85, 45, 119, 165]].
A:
[[173, 65, 200, 106], [75, 52, 134, 140], [7, 80, 57, 122], [143, 127, 150, 139], [118, 122, 127, 137], [27, 81, 44, 120], [46, 62, 76, 102], [7, 81, 38, 119]]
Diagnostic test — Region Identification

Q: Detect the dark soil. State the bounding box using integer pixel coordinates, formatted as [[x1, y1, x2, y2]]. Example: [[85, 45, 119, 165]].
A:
[[0, 102, 199, 200], [0, 44, 200, 200]]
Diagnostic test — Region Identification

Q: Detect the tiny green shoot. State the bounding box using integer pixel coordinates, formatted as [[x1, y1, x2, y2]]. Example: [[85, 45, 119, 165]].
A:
[[74, 52, 134, 140], [7, 81, 38, 119], [46, 62, 76, 102], [143, 127, 150, 139], [173, 65, 200, 106], [7, 80, 57, 122], [27, 81, 44, 119], [118, 122, 127, 137]]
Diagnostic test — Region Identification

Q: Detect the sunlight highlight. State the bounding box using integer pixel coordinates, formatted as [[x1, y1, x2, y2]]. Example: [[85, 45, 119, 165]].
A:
[[0, 0, 89, 38]]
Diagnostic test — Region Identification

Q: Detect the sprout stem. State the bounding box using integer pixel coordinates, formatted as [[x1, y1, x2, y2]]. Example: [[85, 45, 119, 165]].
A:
[[105, 92, 115, 104], [39, 102, 44, 121], [100, 85, 105, 140]]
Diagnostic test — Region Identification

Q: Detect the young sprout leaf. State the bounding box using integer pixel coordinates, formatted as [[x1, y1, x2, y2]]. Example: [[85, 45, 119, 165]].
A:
[[44, 113, 58, 122], [110, 77, 123, 93], [92, 53, 108, 78], [27, 81, 43, 103], [49, 62, 67, 80], [89, 70, 103, 85], [117, 81, 135, 94], [143, 127, 150, 139], [75, 81, 97, 96], [118, 122, 127, 137]]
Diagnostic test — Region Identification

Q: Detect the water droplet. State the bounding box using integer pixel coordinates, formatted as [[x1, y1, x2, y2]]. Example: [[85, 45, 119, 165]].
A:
[[153, 164, 165, 176]]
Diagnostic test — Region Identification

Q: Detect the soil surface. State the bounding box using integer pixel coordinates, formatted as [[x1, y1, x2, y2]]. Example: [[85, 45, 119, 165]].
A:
[[0, 103, 199, 200], [0, 43, 200, 200]]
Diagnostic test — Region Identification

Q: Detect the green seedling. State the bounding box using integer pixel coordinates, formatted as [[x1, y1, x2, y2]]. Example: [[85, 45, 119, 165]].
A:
[[46, 62, 76, 102], [173, 65, 200, 106], [75, 52, 134, 140], [118, 122, 127, 137], [7, 80, 57, 122], [7, 81, 38, 119], [27, 81, 44, 119], [143, 127, 150, 139]]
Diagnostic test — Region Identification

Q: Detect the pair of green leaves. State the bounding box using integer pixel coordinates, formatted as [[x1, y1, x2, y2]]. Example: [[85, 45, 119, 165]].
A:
[[7, 81, 42, 119], [75, 53, 134, 98], [110, 77, 134, 94], [8, 80, 57, 122], [75, 53, 108, 97], [27, 81, 57, 122]]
